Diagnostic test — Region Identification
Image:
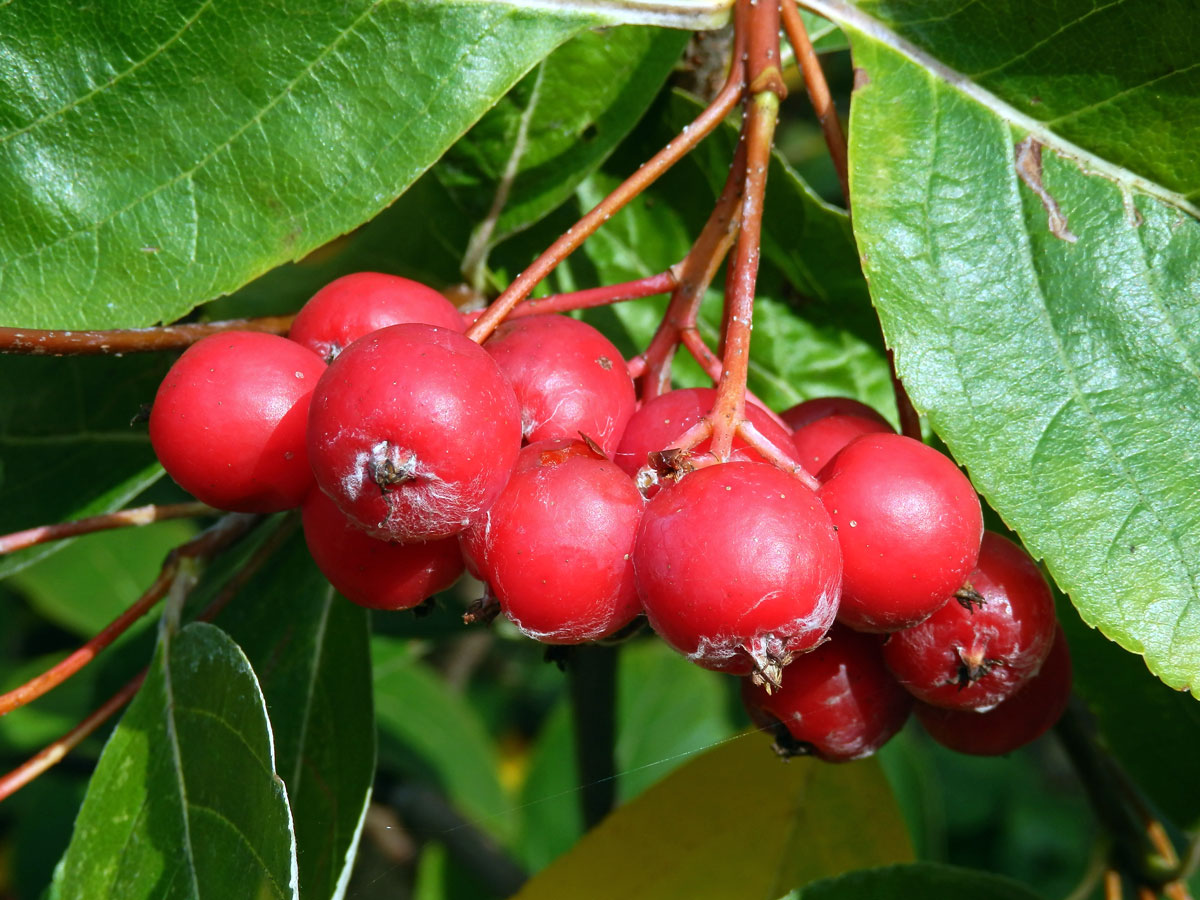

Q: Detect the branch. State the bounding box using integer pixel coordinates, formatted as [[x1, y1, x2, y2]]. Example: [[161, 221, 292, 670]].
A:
[[0, 502, 214, 555], [0, 513, 256, 717], [0, 515, 293, 803], [567, 643, 619, 829], [461, 272, 678, 329], [0, 315, 296, 356], [383, 781, 528, 897]]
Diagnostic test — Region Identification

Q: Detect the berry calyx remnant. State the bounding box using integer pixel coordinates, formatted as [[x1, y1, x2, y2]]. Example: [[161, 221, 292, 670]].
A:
[[916, 625, 1072, 756], [302, 488, 464, 610], [817, 433, 984, 632], [289, 271, 465, 362], [742, 624, 913, 762], [460, 439, 643, 643], [149, 331, 325, 513], [882, 531, 1058, 710], [633, 460, 841, 685], [306, 323, 521, 541]]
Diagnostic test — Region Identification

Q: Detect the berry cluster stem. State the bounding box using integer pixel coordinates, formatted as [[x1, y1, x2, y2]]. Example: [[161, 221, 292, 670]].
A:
[[781, 0, 848, 205], [0, 315, 295, 356], [464, 51, 746, 345], [0, 501, 213, 555]]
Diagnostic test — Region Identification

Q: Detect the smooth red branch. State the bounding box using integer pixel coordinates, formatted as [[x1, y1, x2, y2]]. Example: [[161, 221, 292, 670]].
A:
[[781, 0, 849, 206], [709, 89, 780, 461], [461, 272, 679, 329], [0, 670, 146, 802], [678, 329, 790, 431], [465, 55, 746, 345], [0, 316, 296, 356], [0, 502, 214, 555], [888, 350, 923, 439], [0, 513, 255, 719]]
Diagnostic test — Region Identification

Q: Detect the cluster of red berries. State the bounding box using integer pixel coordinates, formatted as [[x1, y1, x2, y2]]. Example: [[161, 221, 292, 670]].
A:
[[148, 271, 1071, 763]]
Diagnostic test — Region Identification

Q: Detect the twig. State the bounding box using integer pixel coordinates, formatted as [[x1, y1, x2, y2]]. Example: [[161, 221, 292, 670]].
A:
[[0, 672, 146, 801], [461, 272, 679, 329], [0, 513, 256, 717], [464, 46, 747, 345], [567, 643, 619, 829], [0, 502, 214, 555], [888, 350, 923, 439], [781, 0, 849, 205], [0, 316, 296, 356], [0, 515, 292, 803]]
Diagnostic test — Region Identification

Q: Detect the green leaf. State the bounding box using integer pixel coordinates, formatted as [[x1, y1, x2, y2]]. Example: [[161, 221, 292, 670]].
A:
[[514, 735, 912, 899], [54, 622, 298, 899], [836, 6, 1200, 691], [9, 519, 196, 638], [798, 862, 1045, 900], [0, 355, 168, 579], [0, 2, 602, 329], [372, 636, 515, 844], [841, 0, 1200, 202], [216, 532, 375, 900], [439, 25, 688, 286]]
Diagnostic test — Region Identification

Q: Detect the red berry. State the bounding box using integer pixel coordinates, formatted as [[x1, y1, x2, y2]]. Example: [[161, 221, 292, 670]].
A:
[[289, 272, 464, 361], [614, 388, 800, 494], [302, 488, 463, 610], [883, 532, 1058, 710], [741, 625, 913, 762], [460, 439, 643, 643], [149, 332, 325, 512], [633, 461, 841, 682], [781, 396, 891, 431], [307, 324, 521, 541], [817, 434, 983, 632], [483, 315, 636, 456], [791, 414, 893, 475], [916, 625, 1072, 755]]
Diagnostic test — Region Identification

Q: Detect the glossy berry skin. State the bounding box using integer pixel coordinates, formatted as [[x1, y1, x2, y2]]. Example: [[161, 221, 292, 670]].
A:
[[791, 414, 893, 476], [150, 331, 325, 513], [461, 439, 643, 643], [818, 434, 983, 633], [781, 396, 891, 431], [307, 324, 521, 542], [484, 315, 636, 456], [916, 625, 1071, 755], [289, 272, 465, 361], [883, 532, 1057, 710], [614, 388, 800, 492], [302, 488, 464, 610], [741, 625, 913, 762], [633, 461, 841, 677]]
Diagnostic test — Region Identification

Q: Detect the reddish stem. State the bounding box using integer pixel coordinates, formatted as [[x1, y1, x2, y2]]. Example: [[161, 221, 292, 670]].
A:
[[0, 316, 296, 356], [0, 515, 292, 803], [678, 328, 790, 431], [0, 671, 146, 800], [781, 0, 849, 206], [0, 514, 255, 718], [708, 88, 780, 461], [888, 350, 923, 439], [0, 502, 214, 555], [460, 271, 679, 329], [465, 56, 746, 345]]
